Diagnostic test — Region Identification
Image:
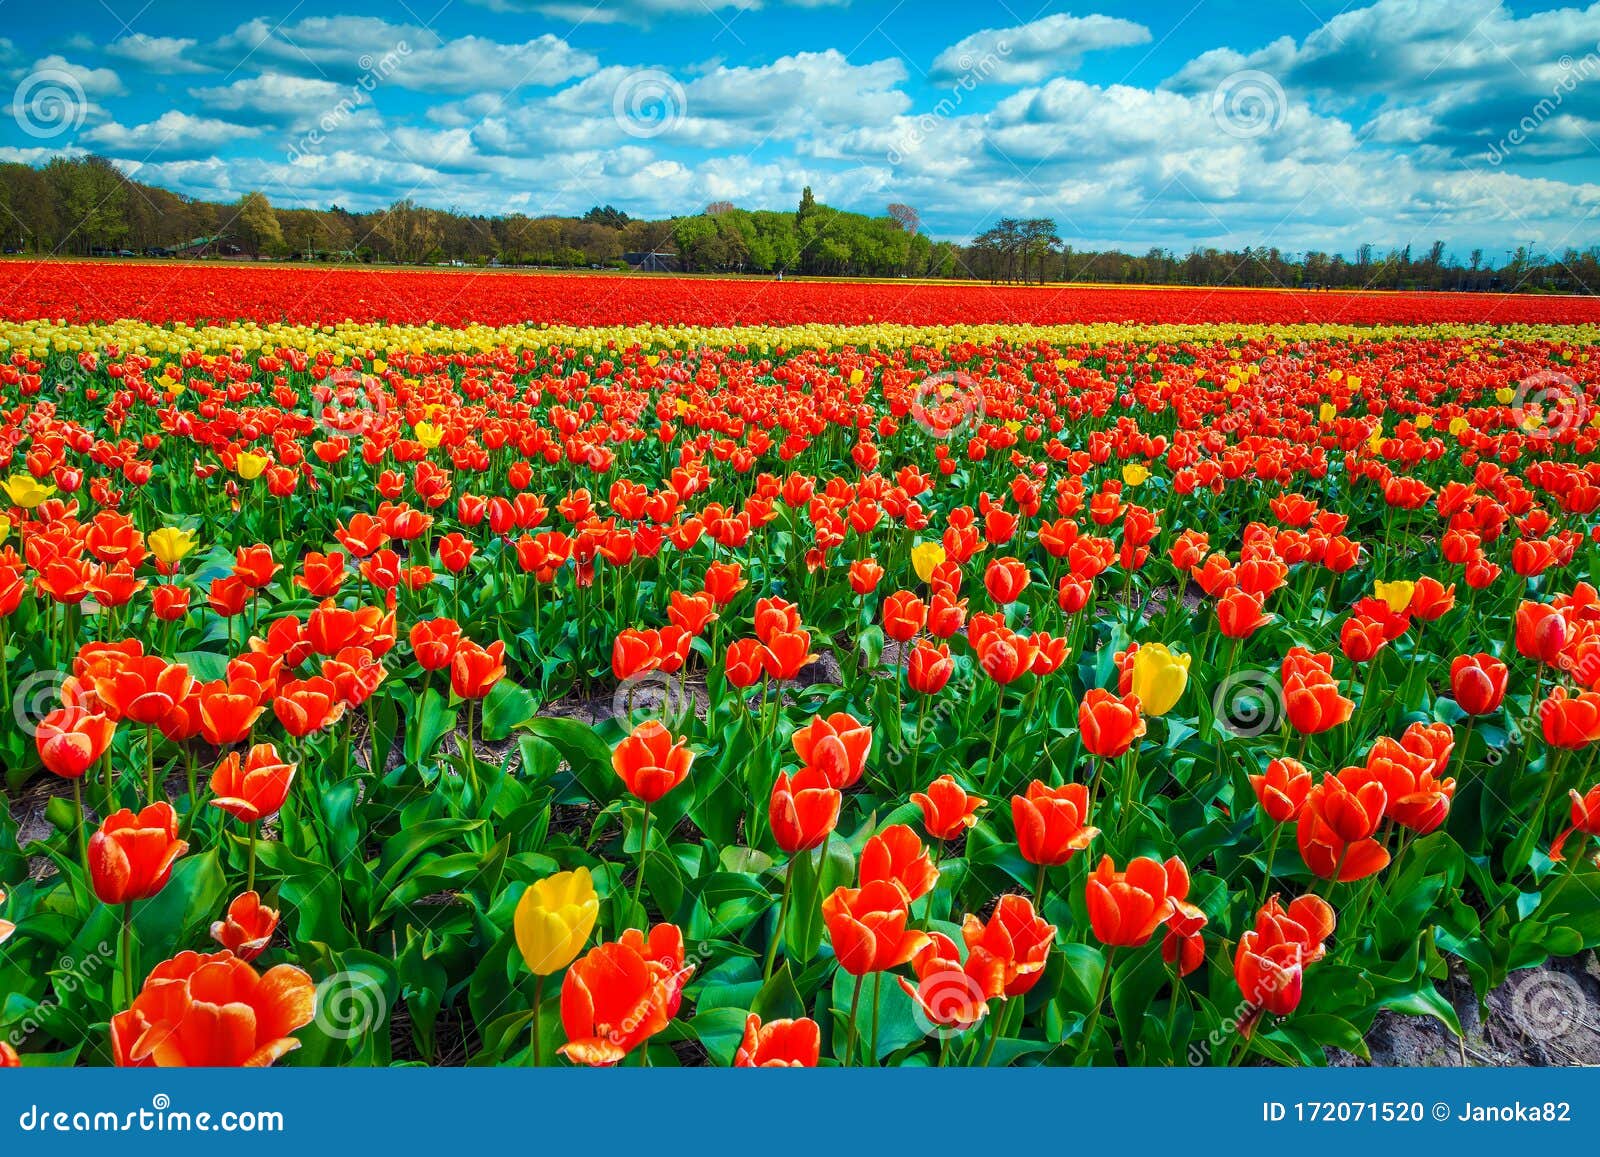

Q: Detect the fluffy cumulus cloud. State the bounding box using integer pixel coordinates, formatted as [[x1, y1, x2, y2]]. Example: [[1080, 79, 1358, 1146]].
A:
[[1166, 0, 1600, 166], [82, 111, 261, 159], [102, 34, 210, 74], [931, 13, 1152, 85], [207, 17, 598, 93], [469, 0, 848, 25]]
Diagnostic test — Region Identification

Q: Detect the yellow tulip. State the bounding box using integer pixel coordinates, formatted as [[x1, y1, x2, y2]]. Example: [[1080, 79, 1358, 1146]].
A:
[[1495, 387, 1515, 404], [414, 421, 443, 450], [235, 452, 270, 481], [1318, 402, 1337, 423], [1121, 463, 1151, 487], [0, 515, 9, 545], [1449, 416, 1469, 436], [848, 368, 864, 385], [1415, 413, 1433, 429], [1373, 580, 1415, 614], [1, 474, 56, 509], [1131, 644, 1190, 717], [911, 541, 946, 583], [514, 867, 599, 976], [149, 527, 198, 567]]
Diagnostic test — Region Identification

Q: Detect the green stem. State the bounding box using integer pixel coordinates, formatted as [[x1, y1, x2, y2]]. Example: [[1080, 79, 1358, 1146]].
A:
[[120, 902, 136, 1008], [631, 801, 651, 925], [1078, 947, 1116, 1064], [844, 978, 864, 1067], [247, 822, 258, 894], [529, 975, 545, 1067], [762, 860, 795, 980]]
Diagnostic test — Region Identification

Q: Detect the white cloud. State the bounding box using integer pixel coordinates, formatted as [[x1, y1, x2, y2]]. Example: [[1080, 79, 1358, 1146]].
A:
[[208, 18, 597, 94], [192, 73, 365, 128], [82, 111, 260, 158], [1165, 0, 1600, 165], [103, 34, 210, 74], [470, 0, 848, 25], [24, 54, 124, 99], [931, 14, 1152, 85]]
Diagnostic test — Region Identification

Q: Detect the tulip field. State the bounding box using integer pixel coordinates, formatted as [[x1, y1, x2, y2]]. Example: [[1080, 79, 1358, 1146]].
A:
[[2, 261, 1600, 1069]]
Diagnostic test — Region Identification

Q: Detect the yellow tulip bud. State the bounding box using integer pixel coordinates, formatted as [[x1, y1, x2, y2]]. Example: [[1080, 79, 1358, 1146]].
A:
[[149, 527, 198, 567], [414, 421, 443, 450], [911, 541, 946, 583], [1121, 463, 1151, 487], [0, 514, 9, 545], [1373, 580, 1415, 614], [1319, 402, 1337, 423], [1449, 416, 1469, 436], [1, 474, 56, 509], [1495, 387, 1515, 404], [1130, 643, 1190, 717], [514, 867, 599, 976]]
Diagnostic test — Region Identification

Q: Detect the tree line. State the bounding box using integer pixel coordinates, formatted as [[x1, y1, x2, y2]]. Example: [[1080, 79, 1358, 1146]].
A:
[[2, 155, 1596, 294]]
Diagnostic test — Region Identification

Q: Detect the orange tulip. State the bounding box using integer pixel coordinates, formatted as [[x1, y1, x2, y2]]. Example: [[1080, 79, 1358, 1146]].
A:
[[769, 766, 841, 853], [1085, 855, 1184, 947], [911, 774, 985, 840], [210, 744, 297, 824], [89, 803, 189, 905], [1233, 894, 1336, 1023], [1450, 653, 1507, 715], [559, 924, 694, 1066], [1011, 780, 1097, 865], [859, 824, 939, 904], [196, 677, 266, 746], [1078, 688, 1144, 759], [822, 880, 929, 975], [36, 704, 116, 779], [962, 893, 1055, 996], [1540, 687, 1600, 749], [450, 638, 506, 699], [410, 618, 462, 672], [1248, 758, 1312, 823], [1296, 776, 1391, 881], [792, 712, 871, 788], [734, 1014, 821, 1067], [611, 720, 694, 803], [111, 949, 315, 1066], [209, 891, 280, 961], [1284, 671, 1354, 735], [94, 655, 193, 726], [1551, 784, 1600, 860]]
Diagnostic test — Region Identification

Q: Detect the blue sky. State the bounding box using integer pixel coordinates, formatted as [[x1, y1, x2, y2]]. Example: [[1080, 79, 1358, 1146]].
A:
[[3, 0, 1599, 256]]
